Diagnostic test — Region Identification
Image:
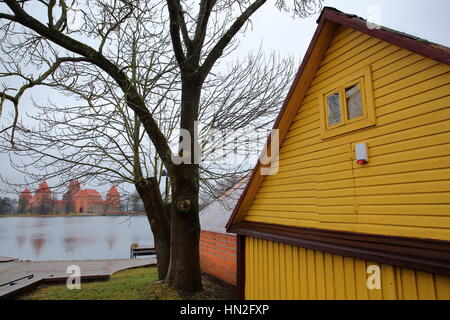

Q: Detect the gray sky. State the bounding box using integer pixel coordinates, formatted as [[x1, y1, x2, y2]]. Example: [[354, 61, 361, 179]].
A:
[[235, 0, 450, 58], [1, 0, 449, 197]]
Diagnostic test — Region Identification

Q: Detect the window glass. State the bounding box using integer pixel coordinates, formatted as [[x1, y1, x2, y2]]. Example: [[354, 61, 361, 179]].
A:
[[345, 84, 363, 120], [327, 93, 341, 126]]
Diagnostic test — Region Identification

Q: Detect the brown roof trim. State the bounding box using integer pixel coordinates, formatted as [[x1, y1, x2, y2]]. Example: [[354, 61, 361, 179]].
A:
[[230, 221, 450, 277], [226, 6, 450, 231], [320, 7, 450, 65]]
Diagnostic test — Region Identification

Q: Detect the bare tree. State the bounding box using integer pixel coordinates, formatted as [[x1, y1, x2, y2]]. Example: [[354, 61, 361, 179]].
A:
[[0, 0, 321, 295], [6, 48, 293, 279], [0, 0, 176, 280]]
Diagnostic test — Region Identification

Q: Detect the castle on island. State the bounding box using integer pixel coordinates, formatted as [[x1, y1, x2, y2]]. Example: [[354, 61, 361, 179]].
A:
[[18, 180, 121, 214]]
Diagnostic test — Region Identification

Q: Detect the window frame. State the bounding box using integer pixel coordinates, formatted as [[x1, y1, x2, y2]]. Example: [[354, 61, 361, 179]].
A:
[[319, 66, 376, 139]]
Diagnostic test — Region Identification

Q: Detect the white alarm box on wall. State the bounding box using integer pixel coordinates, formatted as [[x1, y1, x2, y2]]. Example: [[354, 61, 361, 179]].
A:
[[355, 142, 369, 165]]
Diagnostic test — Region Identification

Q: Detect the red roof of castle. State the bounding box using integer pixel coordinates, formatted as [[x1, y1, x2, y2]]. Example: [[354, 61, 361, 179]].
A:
[[74, 189, 104, 204], [20, 188, 32, 199], [69, 179, 80, 187], [37, 180, 51, 192], [75, 189, 102, 198], [107, 185, 119, 195]]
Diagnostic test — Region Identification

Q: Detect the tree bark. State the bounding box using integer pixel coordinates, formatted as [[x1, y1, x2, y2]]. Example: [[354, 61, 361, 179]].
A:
[[135, 178, 171, 280], [166, 164, 202, 296], [165, 78, 203, 296]]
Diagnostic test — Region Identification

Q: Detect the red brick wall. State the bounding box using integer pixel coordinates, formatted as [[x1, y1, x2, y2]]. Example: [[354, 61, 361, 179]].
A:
[[199, 230, 237, 286]]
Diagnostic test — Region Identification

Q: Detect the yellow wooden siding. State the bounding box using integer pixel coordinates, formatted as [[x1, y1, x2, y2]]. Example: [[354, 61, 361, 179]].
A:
[[244, 25, 450, 241], [245, 236, 450, 300]]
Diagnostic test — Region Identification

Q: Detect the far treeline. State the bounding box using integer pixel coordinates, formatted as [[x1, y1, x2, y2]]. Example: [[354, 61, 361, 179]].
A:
[[0, 196, 17, 214]]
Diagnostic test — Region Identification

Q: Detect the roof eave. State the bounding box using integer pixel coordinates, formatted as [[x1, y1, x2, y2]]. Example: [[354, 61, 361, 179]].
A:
[[321, 7, 450, 65]]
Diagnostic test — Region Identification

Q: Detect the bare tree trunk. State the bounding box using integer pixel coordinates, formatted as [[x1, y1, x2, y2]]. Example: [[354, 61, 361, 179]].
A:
[[135, 178, 170, 280], [166, 164, 202, 295], [165, 78, 202, 295]]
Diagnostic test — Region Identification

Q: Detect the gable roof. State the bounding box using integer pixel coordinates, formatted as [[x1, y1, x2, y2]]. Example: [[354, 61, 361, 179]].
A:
[[36, 180, 51, 193], [226, 7, 450, 231], [107, 185, 119, 195], [318, 7, 449, 64], [68, 179, 80, 187], [20, 188, 32, 198], [74, 189, 102, 199]]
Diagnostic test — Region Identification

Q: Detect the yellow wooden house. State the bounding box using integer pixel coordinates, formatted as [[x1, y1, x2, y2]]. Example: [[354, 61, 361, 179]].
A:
[[226, 7, 450, 300]]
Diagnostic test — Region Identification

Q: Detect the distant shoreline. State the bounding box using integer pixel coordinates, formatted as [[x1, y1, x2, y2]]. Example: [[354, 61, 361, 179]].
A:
[[0, 213, 146, 217]]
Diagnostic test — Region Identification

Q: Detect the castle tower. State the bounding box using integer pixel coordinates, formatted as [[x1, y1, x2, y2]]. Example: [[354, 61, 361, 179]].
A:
[[67, 179, 81, 195], [32, 181, 53, 214], [18, 187, 32, 213], [19, 187, 32, 201], [35, 181, 52, 200], [106, 185, 121, 209], [62, 179, 81, 213]]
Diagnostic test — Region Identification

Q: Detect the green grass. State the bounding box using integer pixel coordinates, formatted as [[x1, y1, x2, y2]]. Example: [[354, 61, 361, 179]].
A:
[[17, 266, 171, 300], [16, 266, 237, 300]]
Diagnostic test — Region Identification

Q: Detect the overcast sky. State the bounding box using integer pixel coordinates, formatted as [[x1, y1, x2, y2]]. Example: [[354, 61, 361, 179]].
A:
[[235, 0, 450, 60], [0, 0, 449, 198]]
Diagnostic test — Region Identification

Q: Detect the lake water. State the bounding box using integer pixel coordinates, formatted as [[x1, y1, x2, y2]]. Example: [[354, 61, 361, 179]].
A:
[[0, 216, 154, 261]]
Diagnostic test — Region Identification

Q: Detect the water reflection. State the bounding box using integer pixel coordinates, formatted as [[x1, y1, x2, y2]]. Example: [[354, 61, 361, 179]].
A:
[[31, 234, 46, 257], [63, 236, 94, 254], [31, 218, 47, 228], [107, 238, 116, 250], [106, 231, 116, 250], [64, 237, 77, 254], [0, 216, 153, 261], [16, 234, 26, 248]]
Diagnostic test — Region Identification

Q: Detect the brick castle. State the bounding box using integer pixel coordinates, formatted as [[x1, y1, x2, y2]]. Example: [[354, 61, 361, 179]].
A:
[[18, 180, 121, 214]]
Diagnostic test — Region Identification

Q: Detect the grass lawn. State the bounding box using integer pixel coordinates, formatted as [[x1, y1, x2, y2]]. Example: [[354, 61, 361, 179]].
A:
[[16, 266, 237, 300]]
